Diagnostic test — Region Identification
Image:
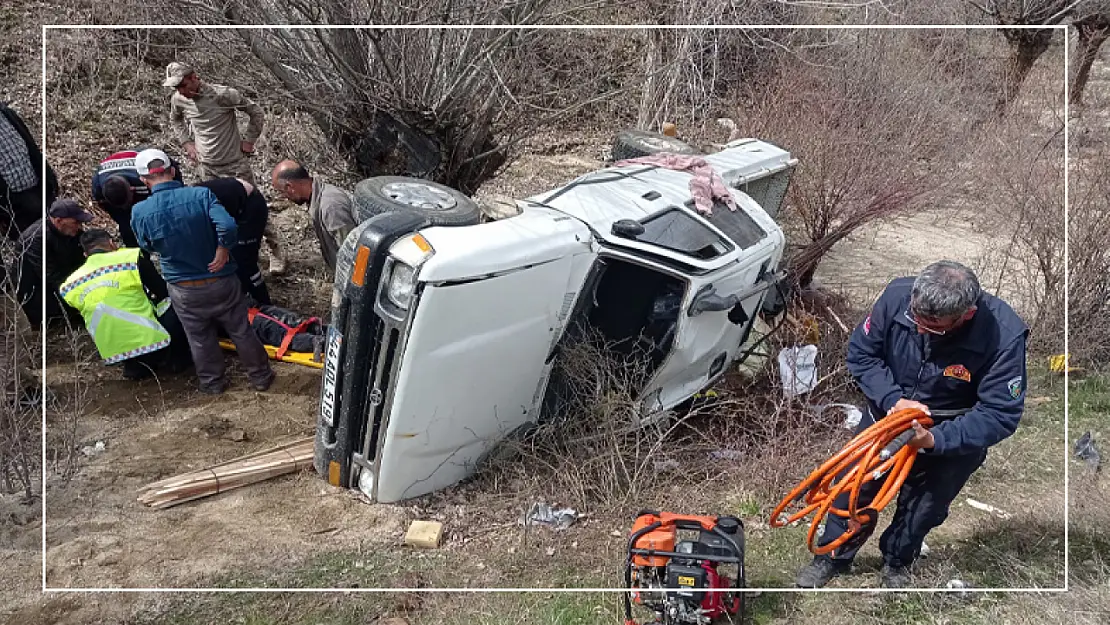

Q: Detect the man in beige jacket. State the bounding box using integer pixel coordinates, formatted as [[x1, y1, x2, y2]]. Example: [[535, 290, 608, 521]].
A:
[[163, 61, 287, 274]]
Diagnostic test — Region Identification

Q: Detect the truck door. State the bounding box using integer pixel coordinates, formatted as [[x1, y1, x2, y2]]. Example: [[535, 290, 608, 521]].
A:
[[625, 201, 785, 417]]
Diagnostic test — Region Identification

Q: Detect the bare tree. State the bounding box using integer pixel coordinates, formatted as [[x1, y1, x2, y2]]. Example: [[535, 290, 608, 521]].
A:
[[103, 1, 668, 194], [972, 0, 1110, 112], [741, 31, 984, 288], [1071, 8, 1110, 106]]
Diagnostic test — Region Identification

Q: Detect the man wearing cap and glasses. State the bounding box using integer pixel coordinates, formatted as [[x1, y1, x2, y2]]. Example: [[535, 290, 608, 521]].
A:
[[794, 259, 1029, 589], [130, 148, 274, 394], [163, 61, 287, 275]]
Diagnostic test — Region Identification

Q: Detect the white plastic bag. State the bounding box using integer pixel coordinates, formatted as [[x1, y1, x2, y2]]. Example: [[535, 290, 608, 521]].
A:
[[778, 345, 819, 397]]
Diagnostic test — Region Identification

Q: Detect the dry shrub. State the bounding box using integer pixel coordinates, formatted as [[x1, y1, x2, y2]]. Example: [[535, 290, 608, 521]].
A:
[[1066, 148, 1110, 366], [740, 29, 996, 288], [474, 289, 865, 515], [475, 328, 685, 512], [44, 328, 98, 483], [0, 268, 38, 500], [85, 11, 657, 195], [959, 87, 1067, 358]]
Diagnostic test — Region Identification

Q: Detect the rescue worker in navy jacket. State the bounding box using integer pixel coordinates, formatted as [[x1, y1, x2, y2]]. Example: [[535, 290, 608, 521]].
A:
[[795, 260, 1029, 589]]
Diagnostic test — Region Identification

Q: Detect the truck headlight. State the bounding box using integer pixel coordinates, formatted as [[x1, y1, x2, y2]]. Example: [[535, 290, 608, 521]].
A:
[[384, 234, 435, 310], [386, 261, 417, 308], [357, 467, 375, 498]]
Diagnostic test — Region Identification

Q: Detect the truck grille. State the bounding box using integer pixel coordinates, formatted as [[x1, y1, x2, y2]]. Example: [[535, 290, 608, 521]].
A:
[[358, 324, 401, 463]]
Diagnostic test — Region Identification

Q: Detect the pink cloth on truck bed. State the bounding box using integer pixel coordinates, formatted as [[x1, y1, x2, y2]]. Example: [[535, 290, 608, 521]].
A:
[[614, 153, 737, 216]]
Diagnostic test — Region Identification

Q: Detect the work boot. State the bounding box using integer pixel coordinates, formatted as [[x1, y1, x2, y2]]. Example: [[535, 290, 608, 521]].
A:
[[199, 378, 230, 395], [880, 564, 912, 588], [795, 557, 848, 588], [251, 371, 276, 392]]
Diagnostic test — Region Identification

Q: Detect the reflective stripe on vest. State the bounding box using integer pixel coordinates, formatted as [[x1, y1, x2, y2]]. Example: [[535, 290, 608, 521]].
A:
[[87, 303, 170, 340], [60, 248, 171, 364]]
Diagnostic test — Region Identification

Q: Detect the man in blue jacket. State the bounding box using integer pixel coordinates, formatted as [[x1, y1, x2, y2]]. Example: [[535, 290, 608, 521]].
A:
[[795, 260, 1028, 589], [130, 148, 274, 395]]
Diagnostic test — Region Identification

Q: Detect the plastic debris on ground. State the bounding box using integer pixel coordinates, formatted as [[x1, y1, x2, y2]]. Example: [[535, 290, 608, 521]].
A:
[[946, 579, 973, 598], [80, 440, 106, 457], [778, 345, 819, 397], [965, 498, 1012, 519], [813, 403, 863, 429], [1075, 431, 1102, 472], [521, 502, 581, 530]]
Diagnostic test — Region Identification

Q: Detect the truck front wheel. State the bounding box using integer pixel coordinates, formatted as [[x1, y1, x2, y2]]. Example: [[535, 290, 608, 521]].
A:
[[353, 176, 483, 227]]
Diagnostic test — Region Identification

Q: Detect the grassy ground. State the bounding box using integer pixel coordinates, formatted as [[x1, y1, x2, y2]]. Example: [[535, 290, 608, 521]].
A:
[[103, 368, 1107, 625]]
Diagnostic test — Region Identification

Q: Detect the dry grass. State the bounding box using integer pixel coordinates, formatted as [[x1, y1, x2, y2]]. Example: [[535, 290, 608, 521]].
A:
[[470, 291, 864, 519]]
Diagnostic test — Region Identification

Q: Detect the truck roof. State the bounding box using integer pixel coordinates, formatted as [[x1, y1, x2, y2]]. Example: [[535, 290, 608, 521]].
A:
[[520, 138, 794, 261]]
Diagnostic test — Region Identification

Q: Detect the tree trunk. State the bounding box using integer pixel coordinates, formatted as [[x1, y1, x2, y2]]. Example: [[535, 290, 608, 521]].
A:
[[996, 29, 1054, 116], [1071, 19, 1110, 107], [637, 30, 660, 130]]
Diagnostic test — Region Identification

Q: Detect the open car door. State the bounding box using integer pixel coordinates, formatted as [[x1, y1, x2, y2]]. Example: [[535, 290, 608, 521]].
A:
[[369, 208, 596, 503]]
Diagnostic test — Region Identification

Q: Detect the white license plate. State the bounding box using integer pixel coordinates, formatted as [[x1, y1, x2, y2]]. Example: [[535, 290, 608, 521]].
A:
[[320, 327, 343, 426]]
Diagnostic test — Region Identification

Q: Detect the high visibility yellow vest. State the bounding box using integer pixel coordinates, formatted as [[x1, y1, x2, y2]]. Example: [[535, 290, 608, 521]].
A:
[[60, 247, 171, 364]]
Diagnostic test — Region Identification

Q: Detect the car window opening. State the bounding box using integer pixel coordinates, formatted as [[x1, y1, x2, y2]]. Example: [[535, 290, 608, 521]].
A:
[[687, 199, 768, 250], [541, 257, 685, 421], [636, 208, 731, 260]]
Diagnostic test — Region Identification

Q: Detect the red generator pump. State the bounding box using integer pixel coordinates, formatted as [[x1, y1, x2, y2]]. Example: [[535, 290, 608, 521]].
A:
[[623, 510, 746, 625]]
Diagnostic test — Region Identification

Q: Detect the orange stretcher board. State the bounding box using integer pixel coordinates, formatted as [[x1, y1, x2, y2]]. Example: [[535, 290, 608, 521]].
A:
[[218, 339, 324, 370]]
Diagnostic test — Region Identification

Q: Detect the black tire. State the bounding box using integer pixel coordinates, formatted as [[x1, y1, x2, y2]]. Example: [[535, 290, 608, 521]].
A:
[[611, 129, 700, 162], [353, 176, 482, 226]]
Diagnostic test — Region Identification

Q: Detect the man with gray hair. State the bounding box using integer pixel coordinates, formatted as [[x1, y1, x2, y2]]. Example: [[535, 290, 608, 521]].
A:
[[795, 259, 1028, 589]]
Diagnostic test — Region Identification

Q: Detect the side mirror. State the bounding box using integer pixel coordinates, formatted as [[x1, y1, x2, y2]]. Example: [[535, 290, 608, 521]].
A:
[[688, 284, 740, 317], [611, 219, 645, 239]]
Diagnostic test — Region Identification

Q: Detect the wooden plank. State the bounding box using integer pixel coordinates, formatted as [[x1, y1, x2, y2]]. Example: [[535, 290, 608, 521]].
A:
[[137, 437, 315, 509]]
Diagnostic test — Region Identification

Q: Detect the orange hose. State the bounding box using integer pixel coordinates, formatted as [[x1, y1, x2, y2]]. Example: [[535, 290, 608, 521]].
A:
[[769, 408, 933, 555]]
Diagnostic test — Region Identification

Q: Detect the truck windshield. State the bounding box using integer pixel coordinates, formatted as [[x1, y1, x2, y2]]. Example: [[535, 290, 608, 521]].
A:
[[695, 199, 768, 249], [637, 208, 732, 260]]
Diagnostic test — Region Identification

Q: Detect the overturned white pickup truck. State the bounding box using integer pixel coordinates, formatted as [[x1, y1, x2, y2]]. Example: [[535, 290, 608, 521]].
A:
[[313, 132, 797, 503]]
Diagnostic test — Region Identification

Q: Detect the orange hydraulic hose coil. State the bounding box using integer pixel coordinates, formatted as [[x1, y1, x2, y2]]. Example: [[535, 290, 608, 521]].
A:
[[769, 408, 933, 555]]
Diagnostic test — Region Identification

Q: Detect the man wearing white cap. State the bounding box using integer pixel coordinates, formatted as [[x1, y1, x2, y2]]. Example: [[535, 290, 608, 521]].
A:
[[162, 61, 287, 275], [129, 148, 275, 394]]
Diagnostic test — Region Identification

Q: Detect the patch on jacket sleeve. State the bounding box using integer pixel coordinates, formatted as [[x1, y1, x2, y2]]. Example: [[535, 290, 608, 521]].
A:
[[1007, 375, 1023, 399], [943, 364, 972, 382], [863, 314, 871, 335]]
